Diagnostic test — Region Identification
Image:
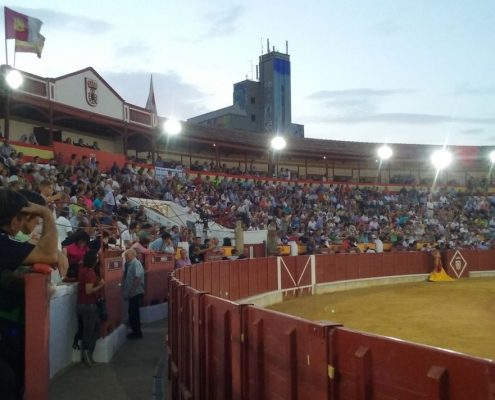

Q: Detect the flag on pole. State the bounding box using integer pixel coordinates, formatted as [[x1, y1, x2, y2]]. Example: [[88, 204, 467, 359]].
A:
[[4, 7, 45, 58], [145, 75, 157, 114]]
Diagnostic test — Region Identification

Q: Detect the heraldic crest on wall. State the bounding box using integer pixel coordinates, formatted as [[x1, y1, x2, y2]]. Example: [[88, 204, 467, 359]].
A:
[[85, 77, 98, 107]]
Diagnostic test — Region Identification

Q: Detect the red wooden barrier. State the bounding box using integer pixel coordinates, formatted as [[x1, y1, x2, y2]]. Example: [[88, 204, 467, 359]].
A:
[[25, 272, 50, 400], [243, 307, 341, 400], [331, 327, 495, 400], [100, 250, 124, 336], [168, 250, 495, 399], [143, 253, 175, 305]]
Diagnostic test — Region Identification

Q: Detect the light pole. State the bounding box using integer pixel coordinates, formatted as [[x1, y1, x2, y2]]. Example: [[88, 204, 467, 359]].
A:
[[3, 67, 24, 140], [431, 148, 452, 188], [488, 150, 495, 187], [159, 118, 182, 164], [270, 136, 286, 178], [377, 144, 393, 183]]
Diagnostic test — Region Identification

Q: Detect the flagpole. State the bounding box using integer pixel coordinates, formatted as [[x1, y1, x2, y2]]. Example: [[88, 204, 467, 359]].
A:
[[4, 7, 8, 65]]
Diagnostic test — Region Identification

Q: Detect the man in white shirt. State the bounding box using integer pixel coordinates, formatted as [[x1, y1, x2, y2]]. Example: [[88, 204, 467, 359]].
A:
[[121, 222, 138, 249], [56, 207, 72, 247], [374, 235, 384, 253]]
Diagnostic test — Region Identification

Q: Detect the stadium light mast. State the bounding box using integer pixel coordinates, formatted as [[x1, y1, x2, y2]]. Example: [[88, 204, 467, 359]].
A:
[[431, 148, 452, 188], [2, 67, 24, 140], [488, 150, 495, 186], [376, 144, 393, 184], [431, 148, 452, 170], [377, 145, 393, 161], [163, 118, 182, 136], [5, 69, 23, 89], [270, 135, 286, 178]]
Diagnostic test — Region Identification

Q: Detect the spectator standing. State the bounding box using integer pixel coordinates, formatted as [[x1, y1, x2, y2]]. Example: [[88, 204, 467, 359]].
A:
[[121, 222, 138, 249], [77, 251, 105, 367], [123, 249, 144, 339], [149, 232, 175, 253], [56, 207, 73, 247], [63, 231, 90, 280]]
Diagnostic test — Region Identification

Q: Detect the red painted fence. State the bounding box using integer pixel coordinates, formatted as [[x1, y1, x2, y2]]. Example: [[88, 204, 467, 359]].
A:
[[25, 273, 50, 400], [168, 250, 495, 399]]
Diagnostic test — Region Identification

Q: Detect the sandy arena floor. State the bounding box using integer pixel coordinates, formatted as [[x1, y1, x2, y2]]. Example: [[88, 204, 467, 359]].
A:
[[268, 277, 495, 360]]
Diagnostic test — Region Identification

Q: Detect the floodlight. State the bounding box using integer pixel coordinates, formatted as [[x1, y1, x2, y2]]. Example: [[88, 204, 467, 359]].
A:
[[377, 145, 393, 160], [431, 148, 452, 170], [5, 69, 23, 89], [271, 136, 286, 151], [163, 119, 182, 135], [489, 150, 495, 164]]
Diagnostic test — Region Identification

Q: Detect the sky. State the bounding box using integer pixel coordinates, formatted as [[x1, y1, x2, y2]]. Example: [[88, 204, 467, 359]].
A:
[[3, 0, 495, 146]]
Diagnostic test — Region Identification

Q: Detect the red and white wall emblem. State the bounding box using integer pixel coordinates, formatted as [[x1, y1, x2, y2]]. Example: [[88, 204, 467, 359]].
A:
[[449, 250, 468, 279], [85, 77, 98, 107]]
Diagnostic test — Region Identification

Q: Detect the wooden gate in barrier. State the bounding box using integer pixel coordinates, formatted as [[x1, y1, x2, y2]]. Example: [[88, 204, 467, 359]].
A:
[[100, 250, 123, 336], [143, 253, 175, 305], [277, 255, 316, 297]]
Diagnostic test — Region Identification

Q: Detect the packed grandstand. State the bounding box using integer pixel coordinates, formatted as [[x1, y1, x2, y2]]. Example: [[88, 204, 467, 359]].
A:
[[0, 137, 493, 254]]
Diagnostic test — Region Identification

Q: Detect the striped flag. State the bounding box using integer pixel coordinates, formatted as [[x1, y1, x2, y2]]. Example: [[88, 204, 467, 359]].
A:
[[4, 7, 45, 58]]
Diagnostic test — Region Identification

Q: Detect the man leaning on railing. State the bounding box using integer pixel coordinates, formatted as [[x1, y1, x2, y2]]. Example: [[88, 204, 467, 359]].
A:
[[0, 188, 58, 400]]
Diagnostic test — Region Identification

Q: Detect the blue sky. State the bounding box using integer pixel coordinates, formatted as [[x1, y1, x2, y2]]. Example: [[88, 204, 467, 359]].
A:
[[4, 0, 495, 146]]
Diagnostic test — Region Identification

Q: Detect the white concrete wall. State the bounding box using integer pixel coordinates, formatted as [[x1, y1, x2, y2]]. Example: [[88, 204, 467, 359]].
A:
[[54, 70, 124, 120], [49, 284, 78, 378], [9, 120, 36, 142]]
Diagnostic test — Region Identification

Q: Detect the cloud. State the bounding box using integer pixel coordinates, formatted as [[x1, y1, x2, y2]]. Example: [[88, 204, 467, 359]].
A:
[[313, 113, 495, 125], [103, 71, 210, 119], [308, 88, 414, 118], [114, 41, 151, 58], [14, 7, 112, 34], [459, 128, 485, 135], [373, 19, 401, 35], [453, 84, 495, 96], [308, 88, 414, 99], [201, 4, 244, 38]]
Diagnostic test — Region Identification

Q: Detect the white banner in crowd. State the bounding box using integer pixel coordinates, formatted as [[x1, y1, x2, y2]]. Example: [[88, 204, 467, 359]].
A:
[[155, 167, 186, 182]]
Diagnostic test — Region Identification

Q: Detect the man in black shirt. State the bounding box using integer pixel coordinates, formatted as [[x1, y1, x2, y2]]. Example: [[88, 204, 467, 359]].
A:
[[0, 188, 58, 400]]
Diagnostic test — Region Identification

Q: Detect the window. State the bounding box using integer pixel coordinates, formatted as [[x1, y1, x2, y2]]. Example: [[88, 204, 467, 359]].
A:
[[250, 96, 255, 104], [251, 114, 256, 122]]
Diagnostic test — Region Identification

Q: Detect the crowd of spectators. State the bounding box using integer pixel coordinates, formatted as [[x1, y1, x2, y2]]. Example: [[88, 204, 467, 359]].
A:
[[0, 142, 494, 259]]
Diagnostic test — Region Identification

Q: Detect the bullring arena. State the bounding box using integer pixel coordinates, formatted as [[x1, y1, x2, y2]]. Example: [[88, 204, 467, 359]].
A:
[[1, 55, 495, 400]]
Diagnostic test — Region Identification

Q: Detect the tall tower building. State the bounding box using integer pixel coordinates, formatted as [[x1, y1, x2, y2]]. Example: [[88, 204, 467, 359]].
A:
[[258, 50, 291, 134], [188, 41, 304, 138]]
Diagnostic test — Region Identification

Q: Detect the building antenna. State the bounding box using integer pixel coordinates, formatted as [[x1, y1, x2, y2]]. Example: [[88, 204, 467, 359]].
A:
[[286, 40, 289, 54], [260, 37, 263, 55], [267, 38, 270, 53]]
